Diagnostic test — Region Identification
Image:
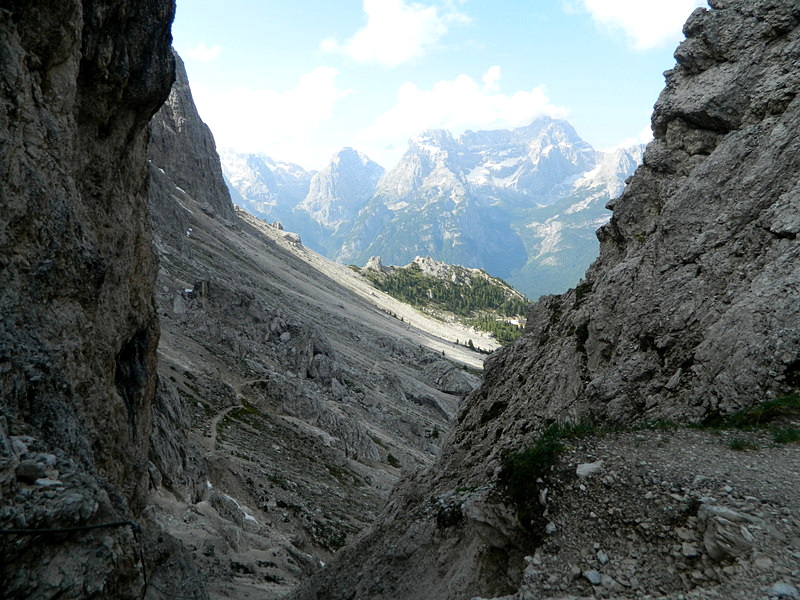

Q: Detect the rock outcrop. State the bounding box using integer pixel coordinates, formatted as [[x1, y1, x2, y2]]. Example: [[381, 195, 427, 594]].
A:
[[0, 2, 207, 598], [290, 1, 800, 599], [149, 51, 236, 223]]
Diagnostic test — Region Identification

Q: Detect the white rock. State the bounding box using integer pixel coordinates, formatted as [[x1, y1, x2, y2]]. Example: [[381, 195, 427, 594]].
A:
[[576, 461, 603, 478]]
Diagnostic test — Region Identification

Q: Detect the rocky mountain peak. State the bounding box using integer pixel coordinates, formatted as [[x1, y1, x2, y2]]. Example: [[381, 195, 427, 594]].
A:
[[297, 147, 384, 228], [149, 51, 236, 221]]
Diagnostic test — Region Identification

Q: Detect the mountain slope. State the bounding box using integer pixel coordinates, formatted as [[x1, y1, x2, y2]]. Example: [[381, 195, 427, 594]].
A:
[[290, 2, 800, 599], [360, 256, 529, 344], [145, 51, 501, 599]]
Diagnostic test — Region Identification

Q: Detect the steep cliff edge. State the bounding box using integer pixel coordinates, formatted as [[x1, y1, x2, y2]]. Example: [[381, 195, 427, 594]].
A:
[[0, 2, 206, 598], [291, 2, 800, 599]]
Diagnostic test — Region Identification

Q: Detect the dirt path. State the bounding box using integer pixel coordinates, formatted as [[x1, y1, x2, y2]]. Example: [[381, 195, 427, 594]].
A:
[[203, 379, 273, 453], [204, 404, 239, 453]]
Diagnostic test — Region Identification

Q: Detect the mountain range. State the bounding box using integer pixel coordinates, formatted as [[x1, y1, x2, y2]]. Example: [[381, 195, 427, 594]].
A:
[[221, 120, 643, 298], [4, 2, 798, 600]]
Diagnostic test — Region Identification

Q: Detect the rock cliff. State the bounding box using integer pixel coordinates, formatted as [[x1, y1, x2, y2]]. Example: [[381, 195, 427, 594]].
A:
[[290, 1, 800, 599], [149, 51, 236, 223], [0, 2, 207, 599]]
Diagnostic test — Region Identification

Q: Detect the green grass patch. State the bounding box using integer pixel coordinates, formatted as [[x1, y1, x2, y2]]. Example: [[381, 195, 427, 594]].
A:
[[498, 421, 596, 534], [721, 395, 800, 428], [772, 428, 800, 444], [696, 395, 800, 446], [728, 437, 760, 451]]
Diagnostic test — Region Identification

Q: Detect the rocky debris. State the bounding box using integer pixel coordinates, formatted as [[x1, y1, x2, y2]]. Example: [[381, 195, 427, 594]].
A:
[[0, 419, 207, 600], [289, 2, 800, 599], [481, 428, 800, 600]]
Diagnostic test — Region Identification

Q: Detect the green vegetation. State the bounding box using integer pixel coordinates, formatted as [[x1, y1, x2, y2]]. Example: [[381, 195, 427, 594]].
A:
[[698, 395, 800, 447], [729, 437, 760, 451], [465, 316, 525, 345], [773, 428, 800, 444], [498, 421, 595, 534], [707, 394, 800, 429], [387, 453, 401, 468], [364, 261, 529, 344]]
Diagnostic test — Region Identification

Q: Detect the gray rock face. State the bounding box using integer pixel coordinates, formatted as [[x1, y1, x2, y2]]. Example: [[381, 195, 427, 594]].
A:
[[0, 0, 172, 503], [0, 2, 205, 598], [149, 52, 236, 222], [289, 2, 800, 599]]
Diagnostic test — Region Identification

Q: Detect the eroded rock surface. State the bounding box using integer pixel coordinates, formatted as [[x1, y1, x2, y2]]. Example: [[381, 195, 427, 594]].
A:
[[0, 1, 205, 598]]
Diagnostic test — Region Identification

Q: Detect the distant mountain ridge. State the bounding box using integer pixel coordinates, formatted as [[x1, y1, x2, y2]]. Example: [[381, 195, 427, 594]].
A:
[[220, 118, 643, 298]]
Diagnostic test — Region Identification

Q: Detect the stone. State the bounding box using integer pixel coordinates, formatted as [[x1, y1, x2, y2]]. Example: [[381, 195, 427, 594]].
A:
[[769, 583, 800, 599], [34, 478, 63, 487], [15, 460, 47, 484], [698, 505, 756, 561], [681, 542, 700, 558], [576, 461, 603, 478], [583, 570, 602, 586]]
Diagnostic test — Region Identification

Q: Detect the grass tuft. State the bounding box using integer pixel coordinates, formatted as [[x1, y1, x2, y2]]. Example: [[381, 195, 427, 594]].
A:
[[728, 437, 760, 451], [498, 421, 597, 535]]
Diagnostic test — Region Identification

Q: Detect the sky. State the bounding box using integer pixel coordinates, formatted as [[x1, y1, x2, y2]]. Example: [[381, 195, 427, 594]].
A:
[[172, 0, 707, 171]]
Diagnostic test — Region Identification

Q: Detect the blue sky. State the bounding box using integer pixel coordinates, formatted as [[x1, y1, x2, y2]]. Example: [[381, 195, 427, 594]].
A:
[[173, 0, 706, 171]]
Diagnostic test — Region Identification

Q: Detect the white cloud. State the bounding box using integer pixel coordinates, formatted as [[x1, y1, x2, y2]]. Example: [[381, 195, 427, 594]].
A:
[[189, 66, 350, 169], [603, 123, 653, 151], [481, 65, 501, 93], [580, 0, 707, 50], [321, 0, 469, 66], [354, 67, 569, 168], [184, 42, 222, 63]]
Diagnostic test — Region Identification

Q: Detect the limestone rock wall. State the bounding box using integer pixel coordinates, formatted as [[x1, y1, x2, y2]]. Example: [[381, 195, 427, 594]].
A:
[[449, 0, 800, 469], [0, 2, 204, 598], [148, 51, 236, 224]]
